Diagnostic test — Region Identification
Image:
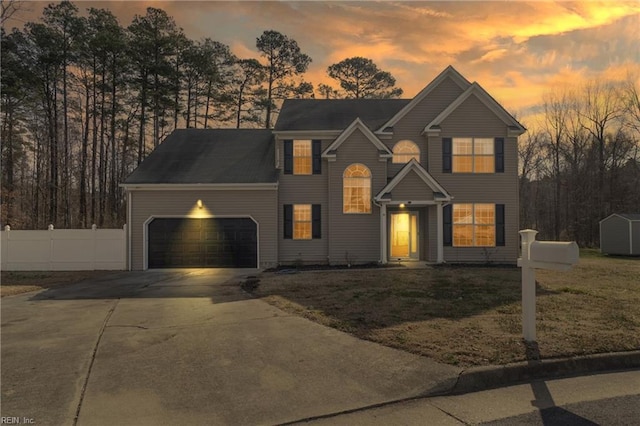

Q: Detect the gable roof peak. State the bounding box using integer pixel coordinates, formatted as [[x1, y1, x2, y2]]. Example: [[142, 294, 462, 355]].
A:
[[322, 117, 392, 159], [376, 65, 472, 132], [374, 159, 451, 202], [423, 81, 526, 135]]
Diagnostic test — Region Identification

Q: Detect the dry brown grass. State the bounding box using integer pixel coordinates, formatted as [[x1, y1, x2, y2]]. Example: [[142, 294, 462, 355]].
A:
[[254, 251, 640, 367], [1, 271, 121, 297]]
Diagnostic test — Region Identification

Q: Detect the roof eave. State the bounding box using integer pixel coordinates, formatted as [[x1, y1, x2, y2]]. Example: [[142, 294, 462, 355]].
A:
[[120, 182, 279, 191]]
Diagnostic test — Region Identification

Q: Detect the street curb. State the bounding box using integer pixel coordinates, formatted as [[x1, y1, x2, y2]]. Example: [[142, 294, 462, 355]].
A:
[[447, 350, 640, 395]]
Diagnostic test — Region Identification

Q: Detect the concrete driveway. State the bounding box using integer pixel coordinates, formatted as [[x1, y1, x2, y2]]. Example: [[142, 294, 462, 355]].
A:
[[1, 269, 460, 426]]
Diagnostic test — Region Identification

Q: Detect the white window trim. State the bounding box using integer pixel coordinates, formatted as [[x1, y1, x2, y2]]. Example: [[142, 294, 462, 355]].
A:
[[452, 137, 494, 174], [392, 140, 421, 164], [343, 163, 372, 214], [293, 204, 312, 240], [453, 203, 496, 247], [293, 140, 312, 175]]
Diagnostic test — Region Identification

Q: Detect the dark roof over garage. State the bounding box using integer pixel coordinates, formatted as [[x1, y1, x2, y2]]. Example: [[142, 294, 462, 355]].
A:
[[274, 99, 410, 131], [123, 129, 277, 184]]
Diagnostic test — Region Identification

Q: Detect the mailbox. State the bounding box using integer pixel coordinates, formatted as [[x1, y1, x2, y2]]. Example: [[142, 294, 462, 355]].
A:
[[518, 229, 580, 343], [529, 241, 579, 271]]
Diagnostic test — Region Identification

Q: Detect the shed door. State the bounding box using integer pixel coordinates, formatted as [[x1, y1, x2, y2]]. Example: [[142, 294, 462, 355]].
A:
[[148, 218, 257, 268]]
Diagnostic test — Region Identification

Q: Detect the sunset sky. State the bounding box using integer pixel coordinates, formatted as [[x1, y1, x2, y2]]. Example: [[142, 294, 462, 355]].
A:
[[8, 1, 640, 125]]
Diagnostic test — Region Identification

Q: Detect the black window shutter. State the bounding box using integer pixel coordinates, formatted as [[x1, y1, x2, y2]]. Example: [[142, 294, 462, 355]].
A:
[[284, 140, 293, 174], [443, 204, 452, 246], [496, 204, 505, 246], [312, 140, 322, 174], [284, 204, 293, 239], [442, 138, 452, 173], [312, 204, 321, 239], [495, 138, 504, 173]]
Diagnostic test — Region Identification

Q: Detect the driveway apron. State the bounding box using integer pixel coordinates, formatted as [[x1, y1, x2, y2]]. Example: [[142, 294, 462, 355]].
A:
[[1, 270, 460, 426]]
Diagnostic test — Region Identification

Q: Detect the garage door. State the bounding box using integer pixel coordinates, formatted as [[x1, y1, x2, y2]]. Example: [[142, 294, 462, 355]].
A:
[[148, 218, 257, 268]]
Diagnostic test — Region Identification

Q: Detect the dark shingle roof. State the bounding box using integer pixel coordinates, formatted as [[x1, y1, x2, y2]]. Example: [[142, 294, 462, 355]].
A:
[[619, 214, 640, 221], [124, 129, 277, 184], [274, 99, 411, 131]]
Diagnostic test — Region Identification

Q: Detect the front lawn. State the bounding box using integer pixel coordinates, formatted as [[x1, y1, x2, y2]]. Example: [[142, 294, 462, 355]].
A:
[[253, 253, 639, 367], [1, 271, 121, 297]]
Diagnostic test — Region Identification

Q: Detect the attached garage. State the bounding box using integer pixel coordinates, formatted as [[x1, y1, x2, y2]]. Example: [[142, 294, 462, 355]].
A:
[[147, 218, 257, 268], [122, 129, 278, 270]]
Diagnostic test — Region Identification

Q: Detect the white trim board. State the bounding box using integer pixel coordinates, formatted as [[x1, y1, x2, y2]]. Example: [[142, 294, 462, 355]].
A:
[[122, 183, 278, 191]]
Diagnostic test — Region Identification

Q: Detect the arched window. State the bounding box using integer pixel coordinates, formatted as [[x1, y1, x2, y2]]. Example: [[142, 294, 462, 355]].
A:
[[343, 164, 371, 214], [392, 140, 420, 163]]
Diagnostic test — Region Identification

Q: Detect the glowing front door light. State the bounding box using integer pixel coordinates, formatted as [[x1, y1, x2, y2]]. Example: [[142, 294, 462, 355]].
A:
[[197, 199, 203, 209]]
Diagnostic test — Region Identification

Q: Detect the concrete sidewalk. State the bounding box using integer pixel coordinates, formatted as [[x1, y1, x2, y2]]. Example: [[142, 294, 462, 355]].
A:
[[299, 369, 640, 425], [1, 270, 459, 426]]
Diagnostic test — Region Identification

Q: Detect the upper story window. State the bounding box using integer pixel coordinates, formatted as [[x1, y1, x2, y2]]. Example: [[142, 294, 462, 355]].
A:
[[293, 140, 312, 175], [453, 203, 495, 247], [453, 137, 494, 173], [392, 140, 420, 163], [343, 163, 371, 214], [284, 140, 321, 175]]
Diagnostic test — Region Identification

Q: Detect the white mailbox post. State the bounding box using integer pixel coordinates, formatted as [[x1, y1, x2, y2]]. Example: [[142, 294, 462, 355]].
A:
[[518, 229, 579, 342]]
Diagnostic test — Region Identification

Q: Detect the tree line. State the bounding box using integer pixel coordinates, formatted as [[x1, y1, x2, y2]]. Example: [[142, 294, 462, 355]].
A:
[[519, 76, 640, 246], [1, 1, 403, 229]]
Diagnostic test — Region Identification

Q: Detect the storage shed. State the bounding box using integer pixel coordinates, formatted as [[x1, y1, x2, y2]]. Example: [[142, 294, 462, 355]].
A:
[[599, 214, 640, 255]]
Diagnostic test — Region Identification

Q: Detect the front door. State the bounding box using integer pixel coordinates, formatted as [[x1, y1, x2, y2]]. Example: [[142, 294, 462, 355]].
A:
[[390, 212, 419, 260]]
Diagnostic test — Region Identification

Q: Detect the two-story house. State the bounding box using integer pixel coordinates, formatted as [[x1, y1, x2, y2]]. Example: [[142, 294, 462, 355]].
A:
[[122, 66, 525, 269]]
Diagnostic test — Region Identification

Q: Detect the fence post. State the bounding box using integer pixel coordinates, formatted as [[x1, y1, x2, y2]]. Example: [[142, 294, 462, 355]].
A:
[[4, 225, 10, 270], [123, 224, 127, 270], [48, 224, 54, 270], [519, 229, 538, 342], [92, 224, 97, 270]]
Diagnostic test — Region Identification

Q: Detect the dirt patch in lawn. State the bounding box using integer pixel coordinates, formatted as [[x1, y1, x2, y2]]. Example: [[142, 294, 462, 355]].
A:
[[252, 254, 639, 367], [1, 271, 121, 297]]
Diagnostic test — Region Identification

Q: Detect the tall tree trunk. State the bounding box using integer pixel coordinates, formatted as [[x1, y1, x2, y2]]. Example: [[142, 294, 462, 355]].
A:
[[49, 73, 59, 225], [204, 79, 212, 129], [185, 80, 192, 128], [91, 59, 98, 224], [80, 73, 90, 227], [265, 65, 273, 129], [62, 43, 70, 227], [138, 73, 147, 165], [110, 55, 118, 224], [99, 67, 107, 225]]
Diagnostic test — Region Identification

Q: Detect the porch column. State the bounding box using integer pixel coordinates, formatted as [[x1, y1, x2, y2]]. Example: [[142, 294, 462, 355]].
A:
[[436, 203, 444, 263], [380, 203, 387, 264]]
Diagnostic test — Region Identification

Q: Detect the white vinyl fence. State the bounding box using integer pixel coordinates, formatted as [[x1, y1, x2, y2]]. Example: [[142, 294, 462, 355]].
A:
[[1, 225, 127, 271]]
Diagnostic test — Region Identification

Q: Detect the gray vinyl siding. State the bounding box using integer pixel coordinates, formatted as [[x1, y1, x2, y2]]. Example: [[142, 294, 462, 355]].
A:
[[385, 76, 466, 177], [421, 208, 430, 261], [277, 139, 331, 263], [390, 170, 435, 201], [427, 94, 519, 263], [129, 190, 278, 270], [328, 130, 386, 264], [632, 222, 640, 255], [600, 216, 631, 255]]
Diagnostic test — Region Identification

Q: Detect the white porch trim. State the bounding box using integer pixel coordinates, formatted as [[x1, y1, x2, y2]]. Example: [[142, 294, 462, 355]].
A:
[[380, 203, 387, 264], [378, 201, 447, 264]]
